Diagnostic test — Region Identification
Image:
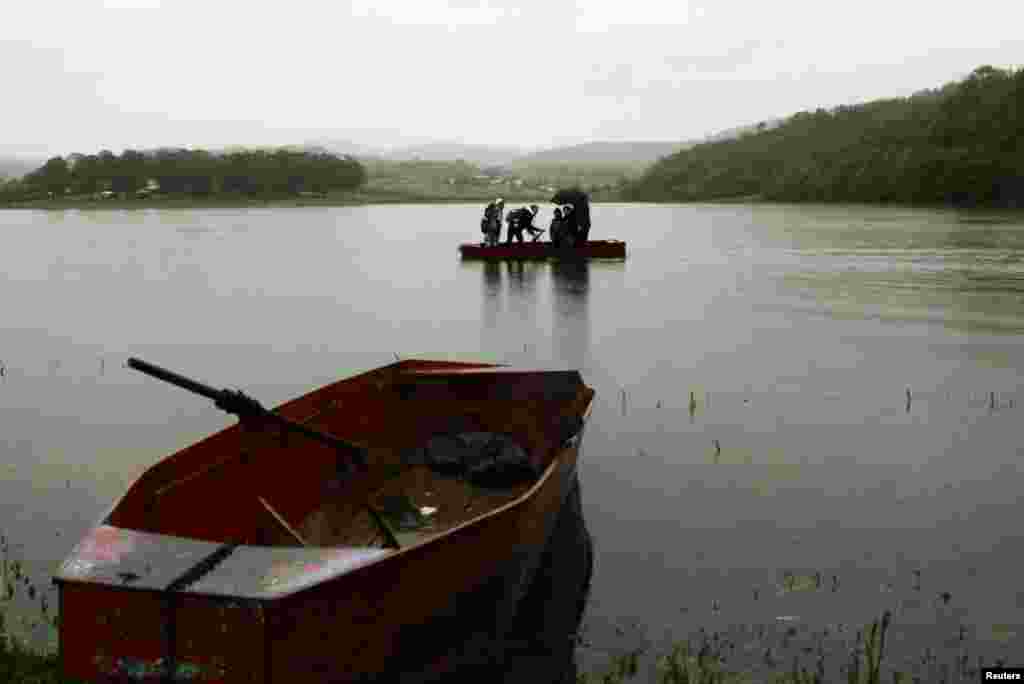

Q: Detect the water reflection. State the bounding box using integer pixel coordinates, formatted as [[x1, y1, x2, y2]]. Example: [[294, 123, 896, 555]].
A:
[[476, 257, 626, 366], [481, 261, 503, 294], [507, 262, 544, 350], [506, 477, 594, 683], [477, 260, 545, 358], [480, 262, 503, 341], [506, 260, 543, 296], [551, 261, 591, 369], [391, 478, 594, 682]]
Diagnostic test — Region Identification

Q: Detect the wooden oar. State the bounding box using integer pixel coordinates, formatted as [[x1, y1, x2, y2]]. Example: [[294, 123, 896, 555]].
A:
[[126, 357, 368, 467]]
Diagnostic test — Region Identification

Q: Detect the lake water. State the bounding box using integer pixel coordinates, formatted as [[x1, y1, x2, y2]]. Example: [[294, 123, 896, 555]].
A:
[[1, 203, 1023, 680]]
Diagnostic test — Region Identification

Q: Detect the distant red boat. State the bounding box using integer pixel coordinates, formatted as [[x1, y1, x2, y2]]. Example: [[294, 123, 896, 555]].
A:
[[459, 240, 627, 261]]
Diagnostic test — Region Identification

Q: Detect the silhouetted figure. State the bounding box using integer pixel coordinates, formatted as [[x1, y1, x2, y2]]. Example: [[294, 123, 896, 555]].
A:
[[549, 208, 566, 247], [561, 205, 577, 248], [481, 198, 504, 246], [506, 205, 543, 244], [576, 202, 591, 244], [506, 209, 524, 244], [562, 205, 579, 246]]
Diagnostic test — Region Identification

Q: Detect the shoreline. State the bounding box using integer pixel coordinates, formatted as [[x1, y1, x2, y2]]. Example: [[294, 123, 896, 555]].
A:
[[0, 188, 569, 211], [0, 194, 491, 211], [3, 192, 1022, 212]]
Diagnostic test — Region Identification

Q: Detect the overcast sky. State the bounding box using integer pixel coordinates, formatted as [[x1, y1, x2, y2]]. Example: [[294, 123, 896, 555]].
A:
[[3, 0, 1022, 159]]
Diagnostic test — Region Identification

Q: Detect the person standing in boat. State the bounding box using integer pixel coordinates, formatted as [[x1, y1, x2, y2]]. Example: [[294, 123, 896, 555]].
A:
[[481, 198, 503, 247], [505, 209, 521, 244], [549, 207, 565, 247], [562, 205, 579, 246], [576, 201, 591, 245], [480, 207, 491, 245], [493, 198, 505, 244]]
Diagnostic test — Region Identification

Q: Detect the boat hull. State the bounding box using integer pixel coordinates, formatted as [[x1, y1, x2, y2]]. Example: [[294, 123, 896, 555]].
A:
[[459, 239, 626, 261], [55, 359, 594, 683], [275, 437, 583, 681]]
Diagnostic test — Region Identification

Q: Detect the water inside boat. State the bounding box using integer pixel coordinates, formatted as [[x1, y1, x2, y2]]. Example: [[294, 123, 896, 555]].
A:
[[281, 434, 541, 549]]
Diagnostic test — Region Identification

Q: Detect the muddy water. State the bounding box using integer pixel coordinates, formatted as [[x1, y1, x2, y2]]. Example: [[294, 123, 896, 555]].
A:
[[1, 203, 1022, 679]]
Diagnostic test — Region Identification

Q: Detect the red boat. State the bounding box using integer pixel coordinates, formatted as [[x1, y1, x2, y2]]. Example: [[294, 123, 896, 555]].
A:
[[54, 358, 594, 682], [459, 239, 627, 261]]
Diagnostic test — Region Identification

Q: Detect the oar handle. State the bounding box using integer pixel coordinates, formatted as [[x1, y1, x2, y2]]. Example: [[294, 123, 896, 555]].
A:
[[127, 358, 223, 403], [126, 357, 367, 466]]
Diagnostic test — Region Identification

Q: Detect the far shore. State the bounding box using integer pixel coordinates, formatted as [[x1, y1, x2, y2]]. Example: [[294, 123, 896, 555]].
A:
[[0, 186, 633, 210], [6, 191, 1016, 213], [0, 188, 566, 211]]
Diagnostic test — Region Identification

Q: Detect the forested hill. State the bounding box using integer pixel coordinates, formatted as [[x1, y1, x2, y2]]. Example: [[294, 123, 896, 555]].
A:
[[622, 66, 1024, 207], [512, 141, 697, 166], [2, 148, 366, 200]]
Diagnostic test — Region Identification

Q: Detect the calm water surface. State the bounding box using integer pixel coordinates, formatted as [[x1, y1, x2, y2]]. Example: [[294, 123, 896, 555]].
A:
[[1, 203, 1022, 679]]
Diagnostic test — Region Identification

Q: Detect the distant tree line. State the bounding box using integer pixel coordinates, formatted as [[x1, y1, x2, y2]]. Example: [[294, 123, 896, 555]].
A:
[[511, 162, 637, 194], [622, 65, 1024, 207], [2, 148, 366, 201]]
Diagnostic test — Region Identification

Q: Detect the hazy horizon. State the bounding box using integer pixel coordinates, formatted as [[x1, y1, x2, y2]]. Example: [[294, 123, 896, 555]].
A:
[[0, 137, 694, 164], [3, 0, 1022, 161]]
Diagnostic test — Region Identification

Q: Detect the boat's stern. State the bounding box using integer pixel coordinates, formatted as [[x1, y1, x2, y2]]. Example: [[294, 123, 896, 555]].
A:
[[54, 526, 260, 682], [58, 580, 265, 683], [55, 525, 390, 682]]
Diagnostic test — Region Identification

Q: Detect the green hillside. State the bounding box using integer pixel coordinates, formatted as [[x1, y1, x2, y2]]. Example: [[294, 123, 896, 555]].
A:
[[623, 66, 1024, 207]]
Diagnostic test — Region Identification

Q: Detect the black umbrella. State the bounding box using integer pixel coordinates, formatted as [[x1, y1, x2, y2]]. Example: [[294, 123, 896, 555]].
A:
[[550, 187, 589, 207], [551, 187, 590, 233]]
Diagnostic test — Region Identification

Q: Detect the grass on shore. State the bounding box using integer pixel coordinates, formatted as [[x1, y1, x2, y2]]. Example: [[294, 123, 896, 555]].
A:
[[1, 534, 72, 684], [577, 607, 997, 684], [576, 615, 896, 684]]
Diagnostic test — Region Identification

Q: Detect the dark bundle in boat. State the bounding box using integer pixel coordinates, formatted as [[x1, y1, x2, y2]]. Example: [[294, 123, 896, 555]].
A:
[[54, 357, 595, 683], [406, 431, 536, 486]]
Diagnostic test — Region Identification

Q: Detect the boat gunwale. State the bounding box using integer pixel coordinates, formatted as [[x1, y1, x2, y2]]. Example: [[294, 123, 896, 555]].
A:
[[97, 360, 506, 527], [55, 363, 594, 601]]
